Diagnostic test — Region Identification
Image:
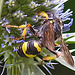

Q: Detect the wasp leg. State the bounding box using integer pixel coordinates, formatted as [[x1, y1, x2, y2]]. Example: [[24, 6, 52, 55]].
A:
[[41, 56, 56, 64], [20, 24, 38, 40], [38, 11, 49, 20], [4, 24, 27, 40], [20, 26, 27, 40], [4, 25, 26, 28], [17, 24, 38, 40], [12, 24, 30, 40], [41, 55, 59, 65], [55, 43, 59, 47], [4, 24, 38, 40], [41, 51, 59, 64], [13, 27, 27, 40]]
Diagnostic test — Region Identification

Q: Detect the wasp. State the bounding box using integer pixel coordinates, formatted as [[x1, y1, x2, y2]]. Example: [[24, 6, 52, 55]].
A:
[[4, 11, 74, 66]]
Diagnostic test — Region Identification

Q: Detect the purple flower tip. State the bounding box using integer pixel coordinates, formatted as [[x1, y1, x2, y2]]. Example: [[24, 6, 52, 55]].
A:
[[5, 1, 9, 4], [1, 44, 5, 48], [13, 47, 18, 52], [66, 34, 70, 37], [10, 35, 15, 39], [16, 40, 25, 43], [6, 27, 10, 33]]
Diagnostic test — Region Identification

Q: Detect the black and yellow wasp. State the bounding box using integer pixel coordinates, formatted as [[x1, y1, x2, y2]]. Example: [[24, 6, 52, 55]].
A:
[[4, 11, 74, 66]]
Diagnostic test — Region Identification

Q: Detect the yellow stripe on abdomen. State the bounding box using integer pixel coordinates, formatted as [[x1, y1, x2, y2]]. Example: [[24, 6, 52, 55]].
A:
[[34, 41, 41, 52], [22, 42, 36, 58]]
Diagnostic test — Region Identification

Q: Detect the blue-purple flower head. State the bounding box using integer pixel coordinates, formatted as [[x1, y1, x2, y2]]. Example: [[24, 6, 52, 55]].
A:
[[0, 18, 9, 26], [13, 10, 27, 19], [0, 18, 10, 33], [1, 0, 73, 53], [52, 2, 73, 32], [1, 34, 15, 47], [1, 33, 25, 48], [5, 0, 15, 7], [28, 1, 40, 8], [50, 0, 73, 32], [0, 0, 74, 74], [32, 0, 73, 32]]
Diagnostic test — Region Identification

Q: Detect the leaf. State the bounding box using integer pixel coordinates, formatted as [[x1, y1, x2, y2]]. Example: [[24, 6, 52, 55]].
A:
[[66, 37, 75, 44], [62, 33, 75, 39], [62, 32, 75, 44]]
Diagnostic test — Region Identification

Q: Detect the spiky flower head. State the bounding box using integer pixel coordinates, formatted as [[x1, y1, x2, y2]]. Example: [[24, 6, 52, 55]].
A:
[[0, 0, 74, 75]]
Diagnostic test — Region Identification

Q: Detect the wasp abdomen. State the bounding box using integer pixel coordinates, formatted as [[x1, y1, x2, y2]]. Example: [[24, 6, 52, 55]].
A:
[[17, 41, 41, 58], [17, 44, 26, 57]]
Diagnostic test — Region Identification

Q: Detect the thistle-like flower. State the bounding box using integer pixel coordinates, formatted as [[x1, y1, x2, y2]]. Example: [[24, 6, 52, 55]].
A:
[[0, 0, 74, 75], [13, 10, 27, 19], [5, 0, 15, 7], [28, 1, 40, 8]]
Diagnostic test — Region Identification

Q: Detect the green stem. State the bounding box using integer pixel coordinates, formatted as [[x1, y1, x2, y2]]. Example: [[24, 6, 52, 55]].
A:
[[0, 0, 4, 18], [12, 65, 15, 75]]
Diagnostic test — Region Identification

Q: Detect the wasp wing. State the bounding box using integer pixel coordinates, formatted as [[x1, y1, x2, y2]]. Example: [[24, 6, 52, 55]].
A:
[[60, 36, 74, 66], [41, 20, 55, 51]]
